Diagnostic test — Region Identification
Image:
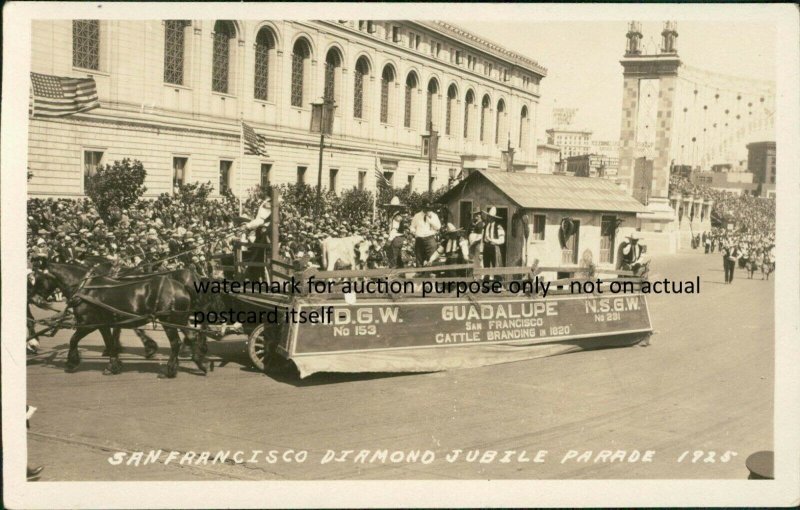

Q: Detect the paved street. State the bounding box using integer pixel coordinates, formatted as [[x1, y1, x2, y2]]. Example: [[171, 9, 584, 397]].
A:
[[26, 249, 774, 480]]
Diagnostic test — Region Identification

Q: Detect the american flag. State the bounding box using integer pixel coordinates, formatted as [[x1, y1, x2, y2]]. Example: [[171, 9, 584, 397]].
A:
[[242, 122, 268, 157], [374, 160, 390, 191], [30, 72, 100, 117]]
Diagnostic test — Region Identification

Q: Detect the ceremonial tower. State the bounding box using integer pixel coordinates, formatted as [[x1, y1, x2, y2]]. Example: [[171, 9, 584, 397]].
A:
[[618, 22, 775, 253], [618, 21, 682, 253]]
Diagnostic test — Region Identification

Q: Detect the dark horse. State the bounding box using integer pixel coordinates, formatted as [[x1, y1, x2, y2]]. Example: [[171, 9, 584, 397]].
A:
[[30, 262, 160, 358], [33, 263, 208, 377], [68, 275, 207, 377]]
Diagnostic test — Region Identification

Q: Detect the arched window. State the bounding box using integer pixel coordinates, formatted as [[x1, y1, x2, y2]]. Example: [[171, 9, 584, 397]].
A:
[[254, 27, 275, 101], [426, 78, 438, 129], [324, 48, 342, 103], [519, 105, 529, 150], [164, 20, 190, 85], [495, 99, 505, 145], [353, 57, 370, 119], [404, 72, 418, 128], [445, 84, 457, 136], [480, 94, 490, 142], [464, 90, 475, 139], [291, 38, 311, 107], [212, 21, 236, 94], [73, 20, 100, 70], [380, 65, 395, 124]]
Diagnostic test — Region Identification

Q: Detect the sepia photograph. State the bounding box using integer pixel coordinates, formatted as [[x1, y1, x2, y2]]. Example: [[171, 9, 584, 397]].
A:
[[3, 2, 799, 508]]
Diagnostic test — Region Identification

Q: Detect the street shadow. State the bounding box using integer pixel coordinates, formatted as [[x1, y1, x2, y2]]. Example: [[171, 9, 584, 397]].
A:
[[258, 361, 431, 387], [27, 343, 212, 377]]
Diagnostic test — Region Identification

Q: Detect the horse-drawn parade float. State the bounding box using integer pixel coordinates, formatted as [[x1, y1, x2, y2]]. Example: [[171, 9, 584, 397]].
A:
[[27, 189, 653, 380]]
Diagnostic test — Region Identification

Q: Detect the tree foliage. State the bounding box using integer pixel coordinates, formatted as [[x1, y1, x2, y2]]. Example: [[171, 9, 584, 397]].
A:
[[85, 158, 147, 220]]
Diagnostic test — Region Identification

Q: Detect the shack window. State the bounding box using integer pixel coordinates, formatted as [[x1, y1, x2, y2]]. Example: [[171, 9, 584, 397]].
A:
[[561, 220, 580, 264], [532, 214, 545, 241], [459, 200, 473, 230], [600, 215, 616, 264]]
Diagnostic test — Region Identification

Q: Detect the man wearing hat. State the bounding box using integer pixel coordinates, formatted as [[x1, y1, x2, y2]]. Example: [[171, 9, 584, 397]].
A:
[[482, 207, 505, 278], [240, 195, 273, 280], [384, 196, 407, 268], [468, 208, 485, 264], [409, 201, 441, 267], [427, 223, 470, 277]]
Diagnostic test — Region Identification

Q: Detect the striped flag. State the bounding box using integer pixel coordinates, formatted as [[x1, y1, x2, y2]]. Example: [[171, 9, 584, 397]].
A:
[[242, 122, 268, 157], [30, 72, 99, 117], [374, 158, 390, 191]]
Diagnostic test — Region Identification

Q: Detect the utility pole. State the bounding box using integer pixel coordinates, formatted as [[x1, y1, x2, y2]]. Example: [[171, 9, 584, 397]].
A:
[[503, 135, 515, 172], [422, 120, 439, 196], [310, 97, 336, 218]]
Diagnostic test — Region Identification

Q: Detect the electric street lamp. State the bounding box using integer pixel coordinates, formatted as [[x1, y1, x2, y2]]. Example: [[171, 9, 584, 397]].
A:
[[502, 135, 515, 172], [310, 96, 336, 217]]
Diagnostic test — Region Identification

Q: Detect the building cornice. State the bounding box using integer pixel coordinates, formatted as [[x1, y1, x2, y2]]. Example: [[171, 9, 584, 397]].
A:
[[413, 21, 547, 78], [313, 21, 542, 98], [620, 55, 681, 77]]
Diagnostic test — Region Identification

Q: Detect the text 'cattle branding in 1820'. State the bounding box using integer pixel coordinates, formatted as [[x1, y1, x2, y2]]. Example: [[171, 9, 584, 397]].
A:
[[290, 294, 651, 355]]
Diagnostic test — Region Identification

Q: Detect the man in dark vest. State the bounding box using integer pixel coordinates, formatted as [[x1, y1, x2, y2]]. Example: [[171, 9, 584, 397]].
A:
[[482, 207, 505, 280], [722, 241, 741, 284]]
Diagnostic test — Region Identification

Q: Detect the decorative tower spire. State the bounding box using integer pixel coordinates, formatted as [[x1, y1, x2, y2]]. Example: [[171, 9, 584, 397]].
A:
[[661, 21, 678, 54], [626, 21, 643, 56]]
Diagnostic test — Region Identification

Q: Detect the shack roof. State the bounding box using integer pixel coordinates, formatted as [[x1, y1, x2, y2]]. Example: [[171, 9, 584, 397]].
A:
[[440, 170, 647, 214]]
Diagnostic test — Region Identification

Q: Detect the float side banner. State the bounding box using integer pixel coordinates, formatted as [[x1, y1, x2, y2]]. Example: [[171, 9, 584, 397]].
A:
[[290, 294, 652, 355]]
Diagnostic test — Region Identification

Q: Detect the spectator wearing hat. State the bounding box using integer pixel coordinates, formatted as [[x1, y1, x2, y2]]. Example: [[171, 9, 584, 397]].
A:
[[384, 196, 407, 268], [722, 242, 740, 284], [482, 207, 505, 278], [468, 209, 485, 263], [409, 201, 441, 267]]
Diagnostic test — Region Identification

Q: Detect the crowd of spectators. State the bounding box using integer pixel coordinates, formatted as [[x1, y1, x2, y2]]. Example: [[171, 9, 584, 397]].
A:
[[669, 175, 775, 236], [27, 182, 444, 275]]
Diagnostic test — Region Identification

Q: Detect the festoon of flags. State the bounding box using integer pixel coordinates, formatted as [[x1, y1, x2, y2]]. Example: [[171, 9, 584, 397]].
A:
[[29, 72, 100, 117]]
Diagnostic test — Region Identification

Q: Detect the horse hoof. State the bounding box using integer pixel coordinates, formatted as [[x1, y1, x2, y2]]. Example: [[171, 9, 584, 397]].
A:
[[65, 364, 79, 373], [144, 346, 158, 359]]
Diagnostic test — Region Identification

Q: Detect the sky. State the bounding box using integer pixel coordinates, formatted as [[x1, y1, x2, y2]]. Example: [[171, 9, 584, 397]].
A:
[[457, 21, 776, 144]]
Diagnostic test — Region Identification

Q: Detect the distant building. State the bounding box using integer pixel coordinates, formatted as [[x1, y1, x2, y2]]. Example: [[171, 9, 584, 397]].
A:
[[535, 144, 561, 174], [546, 128, 592, 159], [563, 154, 618, 178], [746, 141, 776, 185], [691, 170, 757, 196]]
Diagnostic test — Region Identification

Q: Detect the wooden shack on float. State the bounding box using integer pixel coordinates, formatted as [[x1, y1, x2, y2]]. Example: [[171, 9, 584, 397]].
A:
[[438, 170, 647, 278]]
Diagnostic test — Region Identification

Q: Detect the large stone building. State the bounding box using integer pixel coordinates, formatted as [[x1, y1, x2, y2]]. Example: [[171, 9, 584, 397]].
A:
[[545, 128, 592, 159], [28, 20, 546, 198]]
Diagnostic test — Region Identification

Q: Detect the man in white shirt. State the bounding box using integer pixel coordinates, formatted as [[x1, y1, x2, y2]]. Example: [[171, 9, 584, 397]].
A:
[[241, 196, 272, 280], [409, 201, 441, 267]]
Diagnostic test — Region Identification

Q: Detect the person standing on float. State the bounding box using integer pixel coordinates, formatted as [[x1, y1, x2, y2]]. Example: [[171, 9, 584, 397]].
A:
[[482, 207, 505, 280], [384, 196, 406, 268], [409, 201, 441, 267]]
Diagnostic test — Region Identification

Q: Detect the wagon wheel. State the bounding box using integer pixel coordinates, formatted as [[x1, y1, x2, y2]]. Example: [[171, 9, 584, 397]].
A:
[[247, 323, 276, 372]]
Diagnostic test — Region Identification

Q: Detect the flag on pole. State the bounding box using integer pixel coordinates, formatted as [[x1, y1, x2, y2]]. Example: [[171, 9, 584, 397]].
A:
[[372, 155, 389, 221], [30, 72, 99, 117], [242, 121, 268, 157], [374, 158, 390, 191]]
